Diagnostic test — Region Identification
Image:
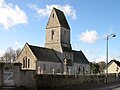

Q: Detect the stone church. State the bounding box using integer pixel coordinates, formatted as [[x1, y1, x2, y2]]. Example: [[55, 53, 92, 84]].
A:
[[18, 8, 90, 75]]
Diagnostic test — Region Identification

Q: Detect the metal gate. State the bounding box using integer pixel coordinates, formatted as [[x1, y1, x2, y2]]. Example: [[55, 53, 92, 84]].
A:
[[3, 63, 14, 86]]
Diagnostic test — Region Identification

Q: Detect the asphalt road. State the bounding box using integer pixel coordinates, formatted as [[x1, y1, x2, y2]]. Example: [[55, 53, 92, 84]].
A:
[[95, 84, 120, 90], [1, 83, 120, 90], [112, 87, 120, 90], [54, 83, 120, 90]]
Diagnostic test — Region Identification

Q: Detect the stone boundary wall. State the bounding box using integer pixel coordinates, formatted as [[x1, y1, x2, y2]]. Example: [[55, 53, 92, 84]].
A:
[[0, 63, 119, 89], [20, 70, 36, 88], [35, 74, 118, 89]]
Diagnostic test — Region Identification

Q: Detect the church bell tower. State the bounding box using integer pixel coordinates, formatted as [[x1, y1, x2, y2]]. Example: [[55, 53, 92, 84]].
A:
[[45, 8, 72, 53], [45, 7, 73, 74]]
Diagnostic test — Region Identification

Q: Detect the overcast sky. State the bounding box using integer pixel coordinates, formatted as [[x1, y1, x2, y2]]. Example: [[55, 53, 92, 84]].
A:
[[0, 0, 120, 62]]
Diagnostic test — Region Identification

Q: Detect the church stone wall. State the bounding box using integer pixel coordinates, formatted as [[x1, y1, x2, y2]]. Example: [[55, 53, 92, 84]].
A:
[[45, 27, 61, 44], [46, 9, 60, 29], [45, 26, 63, 53], [37, 61, 62, 74], [18, 44, 36, 70], [73, 63, 90, 75], [61, 27, 70, 44]]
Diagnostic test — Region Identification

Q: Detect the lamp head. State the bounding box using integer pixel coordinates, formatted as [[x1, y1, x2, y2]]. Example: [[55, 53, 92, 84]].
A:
[[112, 34, 116, 37]]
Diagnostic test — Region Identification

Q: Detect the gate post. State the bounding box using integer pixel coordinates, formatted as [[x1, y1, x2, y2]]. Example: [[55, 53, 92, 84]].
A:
[[0, 63, 5, 86], [13, 63, 22, 87]]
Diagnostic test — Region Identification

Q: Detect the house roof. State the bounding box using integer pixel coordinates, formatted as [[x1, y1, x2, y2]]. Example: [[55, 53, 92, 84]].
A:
[[113, 60, 120, 67], [108, 59, 120, 67], [54, 8, 70, 30], [28, 44, 61, 63], [73, 50, 89, 64], [104, 59, 120, 70]]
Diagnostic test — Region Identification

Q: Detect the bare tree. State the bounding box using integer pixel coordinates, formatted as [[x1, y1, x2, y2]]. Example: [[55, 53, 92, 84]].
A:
[[4, 47, 15, 63], [0, 47, 21, 63], [0, 56, 4, 62], [15, 48, 21, 58], [98, 61, 106, 74], [4, 51, 10, 63]]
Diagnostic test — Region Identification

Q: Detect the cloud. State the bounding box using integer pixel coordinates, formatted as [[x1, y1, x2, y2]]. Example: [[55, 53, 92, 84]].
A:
[[73, 41, 84, 50], [87, 50, 120, 62], [0, 0, 28, 30], [93, 55, 120, 63], [73, 42, 79, 50], [14, 41, 22, 50], [29, 4, 76, 19], [80, 30, 99, 44]]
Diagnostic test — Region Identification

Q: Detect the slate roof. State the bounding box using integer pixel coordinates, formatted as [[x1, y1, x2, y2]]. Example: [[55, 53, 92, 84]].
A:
[[28, 44, 61, 63], [108, 59, 120, 67], [54, 8, 70, 30], [73, 50, 89, 64], [62, 46, 72, 52], [104, 59, 120, 70], [26, 44, 89, 64], [113, 60, 120, 67]]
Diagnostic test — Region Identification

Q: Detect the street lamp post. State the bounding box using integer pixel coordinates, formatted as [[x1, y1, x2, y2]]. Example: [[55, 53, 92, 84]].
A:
[[106, 33, 116, 84]]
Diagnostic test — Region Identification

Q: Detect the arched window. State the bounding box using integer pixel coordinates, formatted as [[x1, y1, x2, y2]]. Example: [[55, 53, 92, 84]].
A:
[[23, 59, 25, 68], [22, 56, 30, 69], [23, 56, 27, 68], [52, 13, 54, 18], [51, 30, 54, 40], [28, 59, 30, 68]]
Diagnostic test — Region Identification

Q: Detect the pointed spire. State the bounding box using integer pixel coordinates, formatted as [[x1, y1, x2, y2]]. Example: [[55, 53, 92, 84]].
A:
[[46, 7, 70, 30]]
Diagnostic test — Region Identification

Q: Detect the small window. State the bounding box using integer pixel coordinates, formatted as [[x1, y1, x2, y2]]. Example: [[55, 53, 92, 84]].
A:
[[78, 66, 81, 72], [64, 31, 66, 36], [25, 58, 27, 68], [28, 59, 30, 68], [83, 67, 85, 75], [43, 64, 46, 70], [23, 56, 27, 68], [51, 30, 54, 40], [23, 59, 25, 68], [52, 13, 54, 18]]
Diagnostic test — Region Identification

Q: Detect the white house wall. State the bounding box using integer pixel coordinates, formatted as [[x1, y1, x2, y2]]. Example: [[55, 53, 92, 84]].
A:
[[105, 62, 120, 73]]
